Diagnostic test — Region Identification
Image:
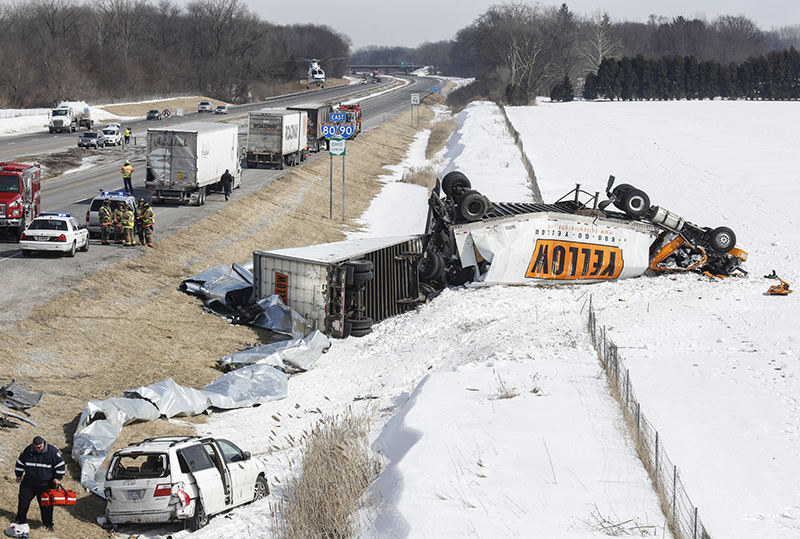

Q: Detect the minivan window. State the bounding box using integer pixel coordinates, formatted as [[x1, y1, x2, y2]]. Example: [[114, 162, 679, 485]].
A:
[[178, 444, 215, 472], [109, 453, 169, 480], [217, 439, 245, 464]]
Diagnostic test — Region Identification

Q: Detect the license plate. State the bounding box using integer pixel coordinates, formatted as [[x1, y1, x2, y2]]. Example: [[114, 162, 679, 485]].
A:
[[126, 489, 146, 500]]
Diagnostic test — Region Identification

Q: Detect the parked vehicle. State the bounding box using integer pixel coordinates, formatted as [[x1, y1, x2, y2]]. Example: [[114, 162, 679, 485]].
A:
[[215, 104, 228, 114], [19, 213, 89, 257], [146, 109, 163, 121], [336, 103, 361, 139], [101, 126, 122, 146], [145, 122, 241, 206], [372, 70, 381, 83], [49, 101, 93, 133], [85, 191, 137, 238], [287, 103, 332, 152], [244, 109, 308, 169], [104, 436, 269, 530], [77, 131, 105, 149], [253, 236, 423, 337], [0, 162, 41, 241], [198, 101, 213, 113]]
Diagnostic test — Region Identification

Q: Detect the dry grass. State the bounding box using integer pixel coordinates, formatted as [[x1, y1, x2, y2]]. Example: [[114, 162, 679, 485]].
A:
[[272, 410, 381, 539], [100, 96, 227, 117], [400, 165, 438, 191], [425, 118, 457, 159], [493, 372, 519, 400], [0, 104, 435, 538]]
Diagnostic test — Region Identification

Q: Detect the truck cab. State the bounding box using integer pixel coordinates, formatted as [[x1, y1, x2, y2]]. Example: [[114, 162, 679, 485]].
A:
[[0, 162, 41, 241]]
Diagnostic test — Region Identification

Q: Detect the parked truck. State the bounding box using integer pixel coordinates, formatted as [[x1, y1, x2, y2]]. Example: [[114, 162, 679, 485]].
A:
[[145, 122, 241, 206], [245, 109, 308, 169], [287, 103, 332, 153], [253, 236, 423, 338], [0, 162, 41, 241], [49, 101, 93, 133]]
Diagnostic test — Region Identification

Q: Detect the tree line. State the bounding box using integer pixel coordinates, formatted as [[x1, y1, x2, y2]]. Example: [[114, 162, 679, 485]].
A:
[[579, 48, 800, 101], [0, 0, 351, 108]]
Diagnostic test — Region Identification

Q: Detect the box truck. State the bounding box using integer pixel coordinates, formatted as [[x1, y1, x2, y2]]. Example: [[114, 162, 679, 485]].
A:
[[287, 103, 332, 153], [145, 122, 241, 206], [253, 236, 423, 337], [245, 109, 307, 169]]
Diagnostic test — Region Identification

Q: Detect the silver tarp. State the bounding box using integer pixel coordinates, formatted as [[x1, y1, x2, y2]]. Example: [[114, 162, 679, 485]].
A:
[[123, 378, 210, 418], [202, 364, 288, 409], [217, 330, 330, 373]]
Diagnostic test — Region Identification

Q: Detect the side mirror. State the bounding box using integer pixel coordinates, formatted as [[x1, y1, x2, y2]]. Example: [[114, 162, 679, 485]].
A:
[[243, 451, 251, 460]]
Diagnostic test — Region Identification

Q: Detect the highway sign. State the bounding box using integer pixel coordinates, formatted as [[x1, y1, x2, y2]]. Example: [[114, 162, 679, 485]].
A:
[[329, 138, 346, 156], [322, 123, 354, 139], [410, 94, 420, 105], [431, 86, 442, 93], [162, 108, 171, 118], [330, 112, 346, 122]]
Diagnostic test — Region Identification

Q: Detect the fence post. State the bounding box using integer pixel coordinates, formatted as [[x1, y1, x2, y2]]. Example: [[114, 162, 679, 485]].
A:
[[636, 401, 640, 439], [625, 369, 630, 406], [672, 465, 678, 526], [654, 432, 659, 484], [693, 506, 698, 539]]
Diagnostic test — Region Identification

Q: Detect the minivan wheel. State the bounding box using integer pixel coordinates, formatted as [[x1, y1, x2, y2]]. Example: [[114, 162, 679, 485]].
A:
[[254, 476, 269, 500], [188, 499, 208, 530]]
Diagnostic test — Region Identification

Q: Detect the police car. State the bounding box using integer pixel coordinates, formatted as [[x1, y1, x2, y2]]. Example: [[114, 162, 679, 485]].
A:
[[86, 191, 137, 238], [19, 213, 89, 257]]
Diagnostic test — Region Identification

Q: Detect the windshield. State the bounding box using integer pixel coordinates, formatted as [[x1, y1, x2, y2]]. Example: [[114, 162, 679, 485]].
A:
[[200, 102, 210, 106], [28, 219, 67, 231], [52, 109, 68, 116], [82, 132, 97, 138], [103, 129, 115, 135], [0, 175, 20, 193], [148, 110, 158, 114]]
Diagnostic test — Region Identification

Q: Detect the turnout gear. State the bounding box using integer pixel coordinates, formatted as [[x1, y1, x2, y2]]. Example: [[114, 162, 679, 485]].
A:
[[99, 200, 113, 244], [135, 199, 146, 245], [112, 204, 124, 243], [121, 208, 135, 246], [140, 203, 155, 247]]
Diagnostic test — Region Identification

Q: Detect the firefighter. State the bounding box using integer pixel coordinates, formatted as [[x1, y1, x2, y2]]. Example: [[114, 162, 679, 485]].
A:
[[140, 201, 155, 247], [121, 160, 133, 193], [112, 202, 124, 244], [135, 199, 145, 245], [121, 204, 135, 246], [99, 199, 113, 245], [124, 127, 131, 145]]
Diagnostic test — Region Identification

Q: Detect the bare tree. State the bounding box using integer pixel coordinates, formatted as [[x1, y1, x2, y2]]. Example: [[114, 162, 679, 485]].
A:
[[712, 15, 765, 63], [582, 11, 620, 73]]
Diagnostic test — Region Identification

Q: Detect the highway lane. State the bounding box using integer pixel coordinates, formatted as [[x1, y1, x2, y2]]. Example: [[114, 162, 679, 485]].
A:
[[0, 76, 441, 328]]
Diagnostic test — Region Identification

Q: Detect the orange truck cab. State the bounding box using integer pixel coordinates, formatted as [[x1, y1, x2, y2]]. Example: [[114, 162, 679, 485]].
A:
[[0, 162, 42, 241]]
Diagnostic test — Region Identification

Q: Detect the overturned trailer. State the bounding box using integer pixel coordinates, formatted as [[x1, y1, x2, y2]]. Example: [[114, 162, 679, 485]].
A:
[[253, 236, 423, 338], [418, 172, 747, 291]]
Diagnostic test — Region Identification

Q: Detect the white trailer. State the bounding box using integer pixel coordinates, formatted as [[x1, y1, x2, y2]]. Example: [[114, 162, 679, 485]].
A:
[[49, 101, 93, 133], [253, 236, 423, 338], [245, 109, 308, 169], [145, 122, 241, 206]]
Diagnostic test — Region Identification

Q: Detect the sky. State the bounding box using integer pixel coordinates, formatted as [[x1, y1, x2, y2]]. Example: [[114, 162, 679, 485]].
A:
[[241, 0, 800, 49]]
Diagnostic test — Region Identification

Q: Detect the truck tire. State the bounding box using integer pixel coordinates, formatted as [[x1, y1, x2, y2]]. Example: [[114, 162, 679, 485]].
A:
[[48, 127, 53, 134], [616, 188, 650, 219], [458, 191, 489, 222], [442, 171, 470, 197], [707, 226, 736, 253], [187, 499, 208, 531], [419, 251, 444, 281], [345, 317, 373, 331]]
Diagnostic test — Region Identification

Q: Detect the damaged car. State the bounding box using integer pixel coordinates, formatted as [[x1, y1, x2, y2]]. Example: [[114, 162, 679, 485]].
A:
[[104, 436, 268, 531], [418, 172, 747, 292]]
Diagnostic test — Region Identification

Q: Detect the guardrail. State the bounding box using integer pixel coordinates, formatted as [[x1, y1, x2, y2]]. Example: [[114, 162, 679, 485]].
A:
[[586, 296, 711, 539]]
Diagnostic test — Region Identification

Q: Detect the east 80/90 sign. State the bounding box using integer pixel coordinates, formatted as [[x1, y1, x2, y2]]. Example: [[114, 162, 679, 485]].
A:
[[321, 123, 354, 139]]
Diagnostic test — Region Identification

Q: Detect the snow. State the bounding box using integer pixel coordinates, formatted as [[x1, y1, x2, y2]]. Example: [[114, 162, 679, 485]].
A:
[[0, 105, 136, 137]]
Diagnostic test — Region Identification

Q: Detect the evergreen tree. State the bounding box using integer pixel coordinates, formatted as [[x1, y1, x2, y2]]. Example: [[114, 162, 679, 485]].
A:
[[582, 73, 599, 99]]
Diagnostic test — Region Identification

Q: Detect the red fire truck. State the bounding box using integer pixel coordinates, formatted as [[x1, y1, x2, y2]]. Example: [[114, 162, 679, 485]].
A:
[[337, 104, 361, 140], [0, 162, 41, 241]]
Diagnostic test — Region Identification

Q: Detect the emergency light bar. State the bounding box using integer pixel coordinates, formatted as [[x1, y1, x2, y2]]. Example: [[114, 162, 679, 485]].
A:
[[39, 213, 70, 217]]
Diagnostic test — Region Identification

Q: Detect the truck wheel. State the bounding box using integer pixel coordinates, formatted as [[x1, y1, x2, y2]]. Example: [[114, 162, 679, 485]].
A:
[[345, 317, 373, 331], [441, 171, 470, 197], [617, 188, 650, 219], [419, 251, 444, 281], [707, 226, 736, 253], [48, 127, 53, 134], [187, 499, 208, 531], [348, 327, 372, 338], [253, 476, 269, 500], [458, 191, 489, 222]]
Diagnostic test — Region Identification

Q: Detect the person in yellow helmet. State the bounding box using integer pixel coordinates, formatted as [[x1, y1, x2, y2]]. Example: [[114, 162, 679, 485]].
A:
[[121, 160, 133, 193]]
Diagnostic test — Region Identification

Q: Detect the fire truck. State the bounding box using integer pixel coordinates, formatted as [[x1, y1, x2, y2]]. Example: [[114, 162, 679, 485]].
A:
[[0, 162, 41, 241], [337, 104, 361, 140]]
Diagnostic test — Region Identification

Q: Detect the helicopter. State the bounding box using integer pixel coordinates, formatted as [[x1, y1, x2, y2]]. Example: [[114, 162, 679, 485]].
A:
[[297, 57, 349, 89]]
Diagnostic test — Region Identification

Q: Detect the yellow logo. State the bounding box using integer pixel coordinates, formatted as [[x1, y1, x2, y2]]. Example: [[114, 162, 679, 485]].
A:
[[526, 240, 623, 280], [274, 271, 289, 304]]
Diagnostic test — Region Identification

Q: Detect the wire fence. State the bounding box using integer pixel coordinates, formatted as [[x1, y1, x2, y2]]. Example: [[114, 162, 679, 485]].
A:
[[586, 296, 711, 539]]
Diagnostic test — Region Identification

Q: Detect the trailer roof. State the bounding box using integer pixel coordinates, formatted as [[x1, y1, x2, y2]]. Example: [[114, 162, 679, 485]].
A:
[[287, 103, 324, 110], [146, 121, 237, 134], [255, 235, 422, 264], [254, 108, 305, 116]]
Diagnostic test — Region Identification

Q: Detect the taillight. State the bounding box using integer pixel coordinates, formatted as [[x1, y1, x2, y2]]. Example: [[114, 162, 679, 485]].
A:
[[86, 210, 90, 223], [20, 233, 28, 240], [56, 234, 66, 242], [154, 483, 172, 497]]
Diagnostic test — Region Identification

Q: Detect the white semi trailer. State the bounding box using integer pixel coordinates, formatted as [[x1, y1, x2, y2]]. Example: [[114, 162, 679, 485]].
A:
[[48, 101, 93, 133], [245, 109, 308, 169], [145, 122, 241, 206]]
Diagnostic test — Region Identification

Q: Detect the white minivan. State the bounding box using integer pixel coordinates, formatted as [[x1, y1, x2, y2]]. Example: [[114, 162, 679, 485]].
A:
[[105, 436, 269, 530]]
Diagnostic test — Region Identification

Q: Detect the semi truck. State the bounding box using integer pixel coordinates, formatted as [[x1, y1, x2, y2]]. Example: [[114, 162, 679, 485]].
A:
[[287, 103, 332, 153], [49, 101, 93, 133], [245, 109, 308, 169], [253, 236, 423, 338], [0, 162, 41, 241], [145, 122, 241, 206]]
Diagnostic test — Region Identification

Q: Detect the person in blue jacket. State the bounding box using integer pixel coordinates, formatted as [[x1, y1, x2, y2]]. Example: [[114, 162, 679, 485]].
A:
[[14, 436, 65, 532]]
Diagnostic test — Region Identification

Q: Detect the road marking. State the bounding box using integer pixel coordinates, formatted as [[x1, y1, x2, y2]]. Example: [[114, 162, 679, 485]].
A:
[[0, 251, 21, 262], [44, 170, 118, 195]]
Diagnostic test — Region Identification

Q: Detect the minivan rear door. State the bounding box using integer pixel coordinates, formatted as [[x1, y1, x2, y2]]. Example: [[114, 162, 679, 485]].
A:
[[178, 444, 227, 516]]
